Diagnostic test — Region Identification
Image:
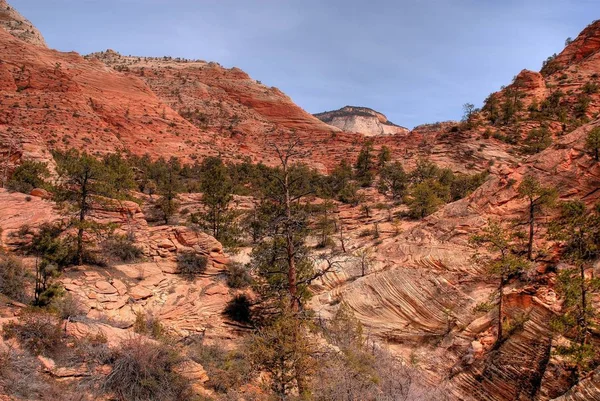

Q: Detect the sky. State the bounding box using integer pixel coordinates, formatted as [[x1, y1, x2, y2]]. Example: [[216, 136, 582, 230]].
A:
[[11, 0, 600, 128]]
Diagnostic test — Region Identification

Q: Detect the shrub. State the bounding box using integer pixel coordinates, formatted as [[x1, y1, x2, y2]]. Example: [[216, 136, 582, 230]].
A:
[[358, 229, 373, 238], [226, 263, 252, 289], [223, 294, 252, 324], [177, 251, 207, 280], [133, 312, 164, 339], [0, 348, 63, 399], [51, 293, 86, 320], [473, 301, 494, 313], [103, 338, 193, 401], [102, 234, 144, 263], [0, 256, 28, 302], [582, 81, 599, 94], [2, 312, 64, 356], [71, 333, 112, 367], [191, 343, 253, 394]]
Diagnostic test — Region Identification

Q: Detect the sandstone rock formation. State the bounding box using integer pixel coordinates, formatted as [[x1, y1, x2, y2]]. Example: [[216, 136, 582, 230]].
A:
[[314, 106, 410, 136], [1, 2, 600, 400], [0, 0, 46, 47]]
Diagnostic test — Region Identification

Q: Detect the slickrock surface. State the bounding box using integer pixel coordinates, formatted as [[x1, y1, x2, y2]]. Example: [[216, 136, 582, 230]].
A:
[[1, 2, 600, 399]]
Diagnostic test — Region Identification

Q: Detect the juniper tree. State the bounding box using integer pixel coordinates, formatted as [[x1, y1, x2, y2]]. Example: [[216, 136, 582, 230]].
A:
[[406, 180, 444, 219], [410, 158, 440, 185], [523, 127, 552, 154]]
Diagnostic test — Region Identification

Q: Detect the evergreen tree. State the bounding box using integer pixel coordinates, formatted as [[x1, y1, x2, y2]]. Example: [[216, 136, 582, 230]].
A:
[[523, 127, 552, 154], [197, 157, 234, 241], [406, 180, 444, 219], [471, 221, 530, 345], [377, 145, 391, 169], [517, 175, 557, 260], [156, 157, 183, 224], [54, 150, 109, 265], [585, 126, 600, 161], [243, 308, 316, 399], [378, 161, 408, 200], [549, 201, 600, 376], [410, 158, 440, 185], [6, 160, 50, 193], [314, 200, 336, 248], [354, 140, 374, 187]]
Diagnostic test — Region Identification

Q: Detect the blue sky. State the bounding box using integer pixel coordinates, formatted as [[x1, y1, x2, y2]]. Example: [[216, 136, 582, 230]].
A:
[[11, 0, 599, 128]]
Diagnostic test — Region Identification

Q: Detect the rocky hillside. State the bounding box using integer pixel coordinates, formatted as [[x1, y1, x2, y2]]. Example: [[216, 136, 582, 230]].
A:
[[1, 2, 600, 400], [314, 106, 410, 136], [0, 0, 46, 47]]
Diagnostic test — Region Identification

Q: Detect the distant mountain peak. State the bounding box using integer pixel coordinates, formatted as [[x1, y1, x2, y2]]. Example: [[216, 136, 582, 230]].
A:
[[314, 106, 409, 136], [0, 0, 47, 47]]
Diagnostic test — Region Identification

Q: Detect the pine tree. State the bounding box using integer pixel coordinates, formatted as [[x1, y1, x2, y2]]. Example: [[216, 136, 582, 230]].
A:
[[517, 175, 557, 260], [156, 157, 182, 224], [549, 201, 600, 376], [197, 157, 234, 241], [54, 150, 108, 265], [471, 221, 530, 345], [243, 308, 316, 399]]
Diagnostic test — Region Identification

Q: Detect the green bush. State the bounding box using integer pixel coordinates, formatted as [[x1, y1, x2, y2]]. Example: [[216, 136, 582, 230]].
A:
[[0, 348, 63, 399], [51, 293, 86, 320], [103, 338, 193, 401], [226, 263, 252, 289], [102, 234, 144, 262], [2, 311, 64, 356], [191, 343, 253, 394], [133, 312, 164, 339], [177, 251, 208, 280]]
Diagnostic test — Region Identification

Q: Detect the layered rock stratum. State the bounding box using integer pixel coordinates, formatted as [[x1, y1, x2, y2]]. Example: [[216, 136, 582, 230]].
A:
[[1, 2, 600, 400]]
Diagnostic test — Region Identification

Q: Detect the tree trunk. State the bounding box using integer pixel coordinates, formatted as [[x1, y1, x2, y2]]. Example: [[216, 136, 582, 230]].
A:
[[339, 218, 346, 253], [284, 167, 299, 312], [579, 264, 587, 346], [76, 173, 89, 265], [527, 199, 535, 261], [497, 277, 504, 345]]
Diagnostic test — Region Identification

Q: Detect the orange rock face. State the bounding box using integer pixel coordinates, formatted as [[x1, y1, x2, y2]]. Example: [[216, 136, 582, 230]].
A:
[[552, 20, 600, 67]]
